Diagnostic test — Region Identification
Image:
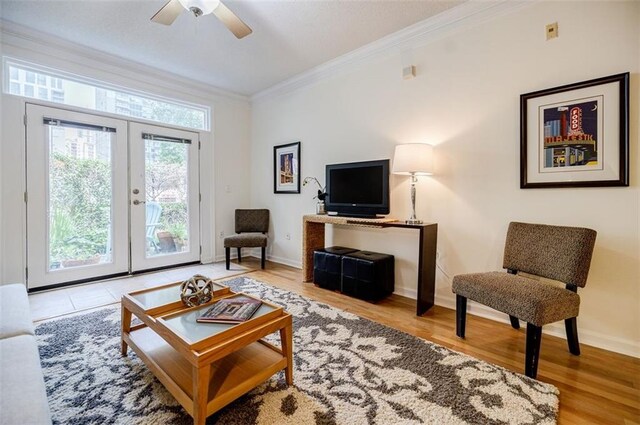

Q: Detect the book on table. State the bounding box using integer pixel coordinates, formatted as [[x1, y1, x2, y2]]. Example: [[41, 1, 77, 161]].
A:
[[197, 296, 262, 324]]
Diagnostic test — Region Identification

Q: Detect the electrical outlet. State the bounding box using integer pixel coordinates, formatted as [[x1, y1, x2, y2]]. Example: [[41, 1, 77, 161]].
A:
[[285, 233, 291, 240], [219, 231, 224, 238], [436, 250, 441, 260], [546, 22, 558, 40]]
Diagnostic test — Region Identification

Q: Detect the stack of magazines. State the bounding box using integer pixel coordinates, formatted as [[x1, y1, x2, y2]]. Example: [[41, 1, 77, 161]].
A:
[[196, 296, 262, 324]]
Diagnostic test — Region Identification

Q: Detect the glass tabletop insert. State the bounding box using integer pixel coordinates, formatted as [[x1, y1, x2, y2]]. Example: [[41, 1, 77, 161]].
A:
[[161, 298, 278, 344], [131, 282, 227, 311]]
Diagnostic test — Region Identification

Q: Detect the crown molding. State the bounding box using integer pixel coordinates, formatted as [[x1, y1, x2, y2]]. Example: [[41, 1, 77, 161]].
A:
[[251, 0, 532, 102], [0, 19, 249, 103]]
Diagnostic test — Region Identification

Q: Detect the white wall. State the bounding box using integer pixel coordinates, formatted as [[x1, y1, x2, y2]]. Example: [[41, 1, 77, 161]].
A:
[[0, 24, 251, 284], [251, 1, 640, 356]]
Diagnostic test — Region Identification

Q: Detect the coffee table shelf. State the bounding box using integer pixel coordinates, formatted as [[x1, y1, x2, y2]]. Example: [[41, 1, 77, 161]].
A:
[[121, 281, 293, 425], [127, 327, 287, 416]]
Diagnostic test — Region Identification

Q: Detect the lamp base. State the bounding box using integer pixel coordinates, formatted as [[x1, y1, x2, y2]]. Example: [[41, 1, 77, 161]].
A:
[[405, 219, 423, 225]]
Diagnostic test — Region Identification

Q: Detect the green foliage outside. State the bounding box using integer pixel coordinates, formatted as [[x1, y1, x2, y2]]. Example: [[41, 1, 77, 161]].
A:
[[146, 141, 189, 246], [160, 203, 188, 241], [49, 153, 111, 264], [49, 138, 190, 265]]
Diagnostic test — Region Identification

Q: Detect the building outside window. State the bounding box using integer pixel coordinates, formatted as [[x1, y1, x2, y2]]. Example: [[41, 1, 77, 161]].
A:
[[3, 59, 210, 131]]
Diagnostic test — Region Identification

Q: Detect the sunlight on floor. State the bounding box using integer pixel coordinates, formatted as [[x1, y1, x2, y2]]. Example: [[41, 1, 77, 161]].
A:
[[28, 262, 251, 322]]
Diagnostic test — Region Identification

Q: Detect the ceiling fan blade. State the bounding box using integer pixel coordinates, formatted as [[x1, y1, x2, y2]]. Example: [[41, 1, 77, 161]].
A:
[[151, 0, 183, 26], [213, 2, 253, 39]]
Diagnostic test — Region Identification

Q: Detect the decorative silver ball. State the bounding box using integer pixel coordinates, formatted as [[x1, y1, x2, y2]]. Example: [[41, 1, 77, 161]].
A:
[[180, 274, 215, 307]]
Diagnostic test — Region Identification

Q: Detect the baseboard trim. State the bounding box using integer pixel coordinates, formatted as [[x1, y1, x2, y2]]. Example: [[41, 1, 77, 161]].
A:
[[215, 251, 303, 270], [393, 286, 417, 300], [264, 254, 302, 269], [435, 292, 640, 358], [214, 253, 238, 263]]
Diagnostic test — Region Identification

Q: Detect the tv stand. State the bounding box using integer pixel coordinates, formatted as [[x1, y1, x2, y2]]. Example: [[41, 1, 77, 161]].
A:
[[302, 214, 438, 316]]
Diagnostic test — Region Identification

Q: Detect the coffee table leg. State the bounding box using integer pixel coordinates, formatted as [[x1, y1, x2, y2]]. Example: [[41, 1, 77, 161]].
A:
[[193, 364, 211, 425], [121, 305, 132, 356], [280, 319, 294, 385]]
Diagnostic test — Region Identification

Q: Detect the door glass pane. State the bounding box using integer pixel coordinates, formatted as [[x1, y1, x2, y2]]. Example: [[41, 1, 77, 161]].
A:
[[145, 139, 190, 258], [48, 125, 113, 270]]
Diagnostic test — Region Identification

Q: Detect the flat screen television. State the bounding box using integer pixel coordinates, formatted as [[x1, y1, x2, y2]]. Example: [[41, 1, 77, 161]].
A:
[[325, 159, 390, 218]]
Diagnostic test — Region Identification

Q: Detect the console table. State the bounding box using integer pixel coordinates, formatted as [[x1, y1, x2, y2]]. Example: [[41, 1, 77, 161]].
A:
[[302, 214, 438, 316]]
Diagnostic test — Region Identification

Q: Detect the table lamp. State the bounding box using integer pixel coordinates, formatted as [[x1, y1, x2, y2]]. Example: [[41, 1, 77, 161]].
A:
[[392, 143, 433, 224]]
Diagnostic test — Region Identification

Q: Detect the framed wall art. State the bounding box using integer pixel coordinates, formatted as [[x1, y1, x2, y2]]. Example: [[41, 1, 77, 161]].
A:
[[520, 73, 629, 188], [274, 142, 301, 194]]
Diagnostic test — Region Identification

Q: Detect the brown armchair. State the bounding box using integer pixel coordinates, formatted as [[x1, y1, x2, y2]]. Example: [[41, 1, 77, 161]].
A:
[[452, 222, 597, 379], [223, 209, 269, 270]]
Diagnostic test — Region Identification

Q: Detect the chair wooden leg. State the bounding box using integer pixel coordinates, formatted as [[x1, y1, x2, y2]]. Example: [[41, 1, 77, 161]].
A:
[[456, 295, 467, 338], [565, 317, 581, 355], [225, 247, 230, 270], [509, 315, 521, 329], [525, 323, 542, 379], [261, 247, 266, 269], [237, 247, 242, 263]]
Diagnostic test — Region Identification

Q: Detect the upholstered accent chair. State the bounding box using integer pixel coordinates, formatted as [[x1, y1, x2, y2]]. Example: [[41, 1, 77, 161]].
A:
[[224, 209, 269, 270], [452, 222, 597, 379]]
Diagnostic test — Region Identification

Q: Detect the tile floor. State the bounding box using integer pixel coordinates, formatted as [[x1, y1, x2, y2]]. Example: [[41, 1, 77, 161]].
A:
[[28, 262, 251, 322]]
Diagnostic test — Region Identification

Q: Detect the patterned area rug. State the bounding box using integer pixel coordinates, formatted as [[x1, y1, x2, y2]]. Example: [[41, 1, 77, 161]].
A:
[[35, 277, 559, 424]]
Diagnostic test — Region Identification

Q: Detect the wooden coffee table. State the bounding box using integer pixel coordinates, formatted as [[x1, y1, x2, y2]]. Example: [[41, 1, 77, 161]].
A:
[[121, 281, 293, 425]]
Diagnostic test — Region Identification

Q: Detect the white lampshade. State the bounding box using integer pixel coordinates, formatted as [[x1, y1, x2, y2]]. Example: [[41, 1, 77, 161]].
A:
[[392, 143, 434, 175]]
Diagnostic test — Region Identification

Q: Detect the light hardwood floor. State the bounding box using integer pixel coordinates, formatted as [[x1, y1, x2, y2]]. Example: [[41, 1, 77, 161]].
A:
[[30, 259, 640, 425]]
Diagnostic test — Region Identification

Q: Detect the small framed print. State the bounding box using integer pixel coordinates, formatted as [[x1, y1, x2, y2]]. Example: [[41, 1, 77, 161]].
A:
[[274, 142, 300, 194], [520, 73, 629, 188]]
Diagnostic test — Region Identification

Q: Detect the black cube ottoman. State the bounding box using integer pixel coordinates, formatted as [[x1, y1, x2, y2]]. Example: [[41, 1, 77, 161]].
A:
[[313, 246, 358, 290], [341, 251, 395, 301]]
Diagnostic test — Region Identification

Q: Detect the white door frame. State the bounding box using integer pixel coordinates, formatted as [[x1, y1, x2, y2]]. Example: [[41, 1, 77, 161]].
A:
[[25, 104, 129, 288]]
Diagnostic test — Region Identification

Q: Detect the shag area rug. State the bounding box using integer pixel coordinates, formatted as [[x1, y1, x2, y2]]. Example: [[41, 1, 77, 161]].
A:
[[35, 276, 559, 424]]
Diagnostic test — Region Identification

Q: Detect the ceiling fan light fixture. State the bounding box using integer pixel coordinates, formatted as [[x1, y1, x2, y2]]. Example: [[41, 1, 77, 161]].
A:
[[177, 0, 220, 16]]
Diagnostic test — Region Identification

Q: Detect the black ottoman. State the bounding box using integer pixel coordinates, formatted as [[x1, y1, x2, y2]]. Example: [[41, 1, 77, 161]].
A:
[[313, 246, 358, 290], [341, 251, 394, 301]]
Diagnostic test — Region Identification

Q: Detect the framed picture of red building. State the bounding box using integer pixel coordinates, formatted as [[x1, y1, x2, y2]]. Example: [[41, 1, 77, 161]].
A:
[[520, 73, 629, 188]]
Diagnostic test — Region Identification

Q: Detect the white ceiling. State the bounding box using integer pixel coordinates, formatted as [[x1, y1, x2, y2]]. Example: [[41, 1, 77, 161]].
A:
[[0, 0, 465, 96]]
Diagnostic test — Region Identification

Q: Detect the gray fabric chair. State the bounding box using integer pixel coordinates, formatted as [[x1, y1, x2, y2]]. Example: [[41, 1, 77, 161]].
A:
[[452, 222, 597, 379], [224, 209, 269, 270]]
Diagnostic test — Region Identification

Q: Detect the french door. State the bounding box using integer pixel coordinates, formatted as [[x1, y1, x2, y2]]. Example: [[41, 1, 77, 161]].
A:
[[129, 122, 200, 271], [26, 104, 200, 289]]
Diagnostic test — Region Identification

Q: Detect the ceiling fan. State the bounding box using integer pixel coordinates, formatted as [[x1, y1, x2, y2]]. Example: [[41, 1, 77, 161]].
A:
[[151, 0, 252, 39]]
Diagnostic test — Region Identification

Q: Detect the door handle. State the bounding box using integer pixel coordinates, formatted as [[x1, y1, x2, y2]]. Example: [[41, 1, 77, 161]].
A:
[[133, 200, 146, 205]]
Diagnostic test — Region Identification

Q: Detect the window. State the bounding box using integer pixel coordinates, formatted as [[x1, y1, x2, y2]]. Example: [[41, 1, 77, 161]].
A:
[[3, 58, 210, 131], [51, 90, 65, 103], [9, 67, 18, 80], [24, 85, 34, 98]]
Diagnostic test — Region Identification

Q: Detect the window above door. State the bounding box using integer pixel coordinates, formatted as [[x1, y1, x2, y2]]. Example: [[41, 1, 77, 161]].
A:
[[2, 57, 210, 131]]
